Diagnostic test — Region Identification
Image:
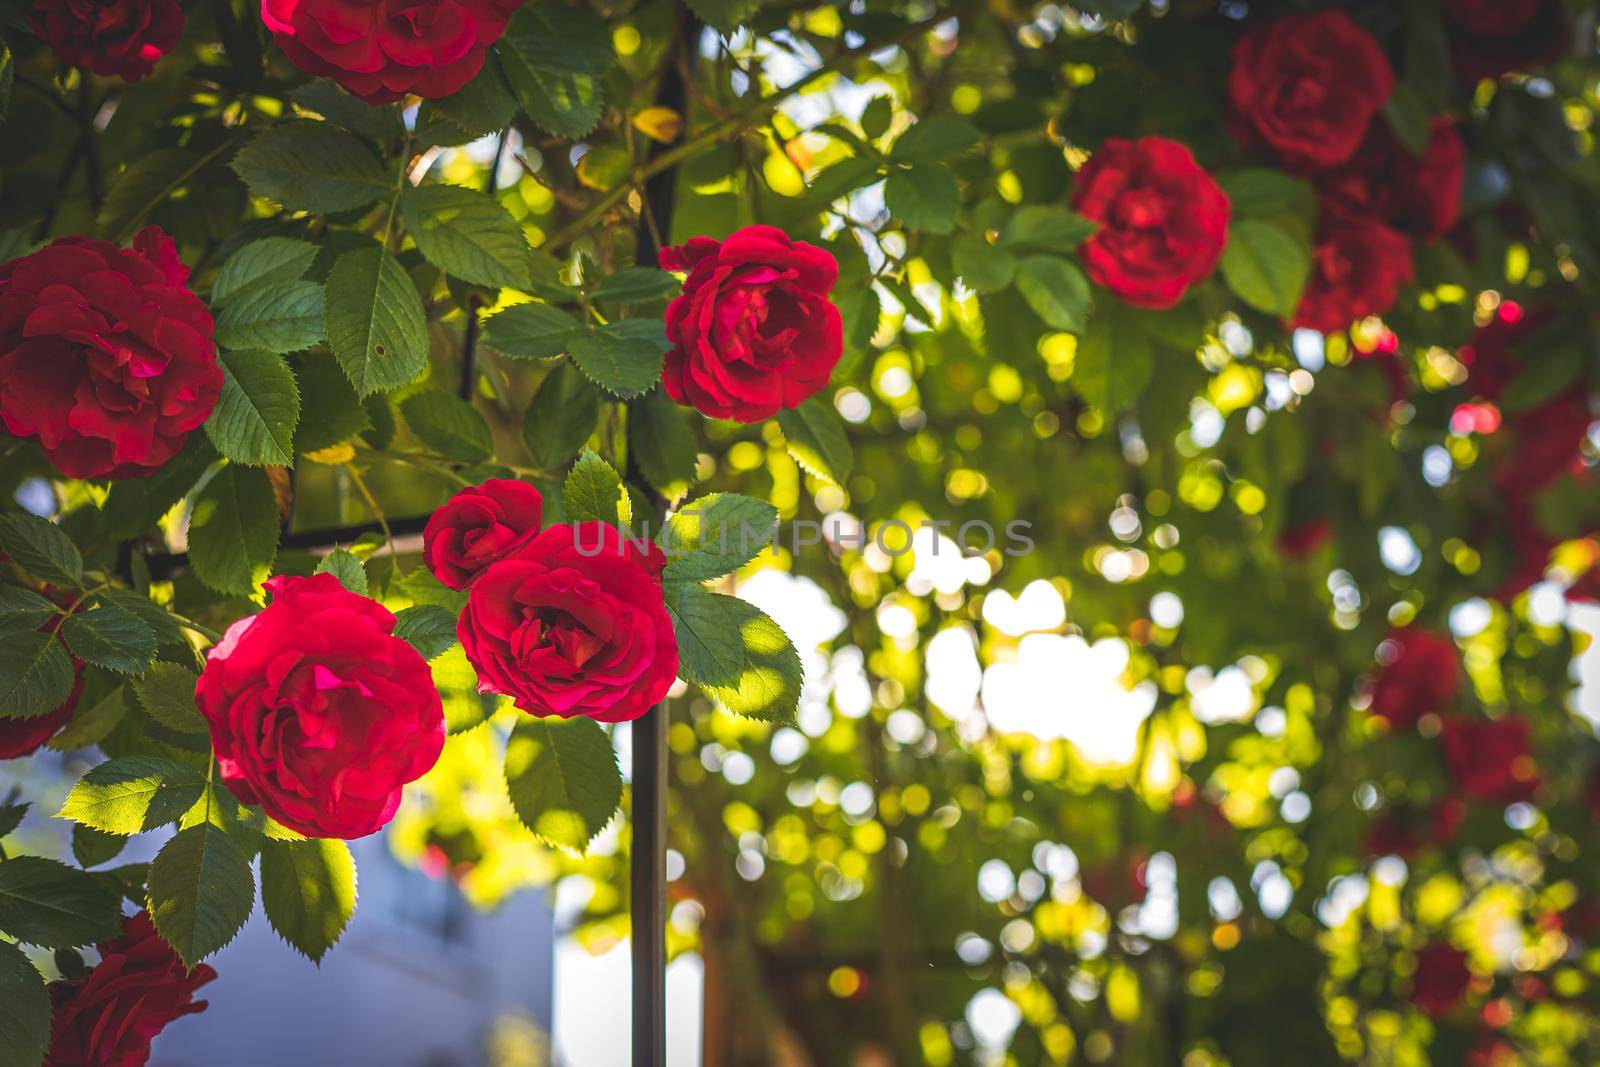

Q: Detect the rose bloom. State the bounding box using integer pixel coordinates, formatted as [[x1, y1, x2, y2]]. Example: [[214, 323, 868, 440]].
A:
[[31, 0, 184, 82], [1446, 0, 1567, 82], [1408, 942, 1473, 1017], [0, 227, 220, 480], [1291, 213, 1414, 335], [1440, 716, 1540, 804], [661, 225, 842, 424], [262, 0, 522, 104], [1070, 136, 1230, 309], [1362, 799, 1465, 860], [44, 911, 214, 1067], [196, 574, 445, 839], [423, 478, 543, 590], [0, 615, 81, 759], [1364, 627, 1461, 729], [1227, 10, 1395, 173], [1318, 119, 1466, 241], [459, 522, 678, 723]]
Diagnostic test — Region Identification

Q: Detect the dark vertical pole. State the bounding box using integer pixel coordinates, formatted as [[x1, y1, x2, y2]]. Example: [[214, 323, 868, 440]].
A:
[[630, 14, 699, 1067]]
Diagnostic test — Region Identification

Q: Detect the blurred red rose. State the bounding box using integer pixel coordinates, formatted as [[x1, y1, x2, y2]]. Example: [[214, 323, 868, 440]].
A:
[[1070, 136, 1230, 309], [0, 600, 84, 759], [1363, 800, 1464, 859], [1279, 516, 1333, 560], [459, 522, 678, 722], [1227, 10, 1395, 173], [31, 0, 183, 82], [1291, 214, 1414, 334], [45, 911, 214, 1067], [1364, 627, 1462, 729], [1319, 119, 1465, 240], [196, 573, 445, 839], [423, 478, 543, 590], [0, 227, 219, 480], [661, 225, 842, 423], [1440, 716, 1540, 804], [1446, 0, 1567, 82], [1409, 942, 1473, 1017], [261, 0, 522, 104]]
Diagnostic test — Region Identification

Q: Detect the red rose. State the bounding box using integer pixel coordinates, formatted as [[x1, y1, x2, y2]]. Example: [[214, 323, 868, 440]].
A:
[[1408, 942, 1472, 1017], [1069, 136, 1230, 309], [1440, 716, 1540, 804], [1364, 627, 1462, 729], [1459, 300, 1546, 402], [1279, 516, 1333, 560], [1227, 11, 1395, 173], [44, 911, 214, 1067], [196, 573, 445, 839], [661, 225, 842, 424], [30, 0, 184, 82], [1319, 119, 1466, 241], [459, 522, 678, 723], [0, 609, 84, 759], [1291, 214, 1414, 335], [423, 478, 543, 590], [261, 0, 522, 105], [1446, 0, 1567, 82], [0, 227, 220, 481]]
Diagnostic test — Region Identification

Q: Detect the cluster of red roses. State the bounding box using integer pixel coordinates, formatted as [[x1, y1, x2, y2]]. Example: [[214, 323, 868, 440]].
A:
[[1363, 627, 1541, 860], [423, 478, 681, 723]]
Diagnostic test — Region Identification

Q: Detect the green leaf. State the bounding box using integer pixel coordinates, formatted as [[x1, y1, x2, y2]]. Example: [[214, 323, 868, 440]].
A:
[[951, 235, 1017, 292], [668, 585, 802, 723], [0, 803, 25, 839], [131, 662, 206, 734], [662, 494, 778, 583], [889, 117, 980, 163], [1498, 344, 1586, 414], [0, 586, 54, 636], [99, 590, 187, 648], [44, 682, 126, 752], [563, 450, 623, 525], [1219, 169, 1315, 219], [777, 395, 853, 485], [58, 756, 208, 834], [400, 391, 493, 463], [1383, 82, 1432, 155], [683, 0, 761, 34], [314, 549, 368, 595], [499, 1, 615, 139], [593, 268, 680, 305], [628, 389, 698, 499], [0, 513, 83, 587], [61, 604, 155, 676], [211, 237, 319, 306], [1015, 255, 1091, 332], [1219, 218, 1312, 317], [401, 183, 532, 290], [214, 281, 325, 353], [417, 60, 518, 146], [206, 348, 301, 466], [523, 361, 600, 469], [861, 95, 893, 141], [392, 604, 458, 660], [431, 643, 496, 734], [999, 206, 1099, 253], [146, 823, 256, 968], [839, 286, 881, 351], [567, 322, 669, 399], [230, 122, 389, 213], [503, 716, 621, 852], [325, 245, 430, 397], [290, 80, 404, 142], [885, 165, 959, 234], [482, 302, 582, 360], [260, 838, 356, 964], [100, 437, 216, 540], [0, 938, 51, 1067], [1075, 304, 1154, 412], [96, 147, 218, 243], [0, 631, 74, 720], [0, 856, 123, 948], [71, 825, 128, 869], [292, 353, 370, 453], [187, 465, 280, 597]]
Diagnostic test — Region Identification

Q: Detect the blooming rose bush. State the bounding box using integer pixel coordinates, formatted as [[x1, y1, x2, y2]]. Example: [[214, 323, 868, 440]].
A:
[[196, 574, 446, 839], [0, 227, 220, 480]]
